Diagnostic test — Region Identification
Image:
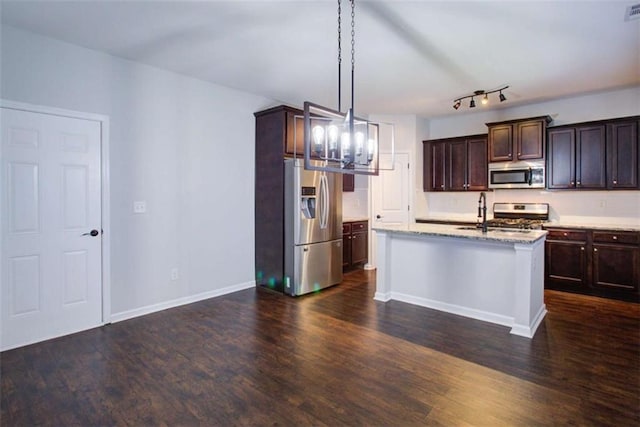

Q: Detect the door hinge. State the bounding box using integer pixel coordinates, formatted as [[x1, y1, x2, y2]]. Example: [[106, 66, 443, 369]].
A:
[[408, 205, 410, 211]]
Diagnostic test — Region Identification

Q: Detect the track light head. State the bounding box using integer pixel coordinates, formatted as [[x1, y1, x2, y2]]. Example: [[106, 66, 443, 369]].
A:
[[499, 91, 507, 102], [481, 94, 489, 105], [469, 98, 476, 108], [453, 100, 461, 110]]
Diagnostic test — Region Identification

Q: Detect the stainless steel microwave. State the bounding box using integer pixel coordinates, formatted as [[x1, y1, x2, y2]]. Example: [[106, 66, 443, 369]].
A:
[[488, 161, 545, 189]]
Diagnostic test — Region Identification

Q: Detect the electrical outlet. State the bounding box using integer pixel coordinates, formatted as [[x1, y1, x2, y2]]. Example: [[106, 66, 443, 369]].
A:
[[170, 268, 179, 281], [133, 201, 147, 214]]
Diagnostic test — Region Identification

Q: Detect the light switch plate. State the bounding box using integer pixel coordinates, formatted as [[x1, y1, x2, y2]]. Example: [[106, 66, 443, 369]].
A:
[[133, 201, 146, 214]]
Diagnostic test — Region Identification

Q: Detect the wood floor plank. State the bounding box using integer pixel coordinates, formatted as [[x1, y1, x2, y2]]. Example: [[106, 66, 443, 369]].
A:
[[2, 270, 639, 426]]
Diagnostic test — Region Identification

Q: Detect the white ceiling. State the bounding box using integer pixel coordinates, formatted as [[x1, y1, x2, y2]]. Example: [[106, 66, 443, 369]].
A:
[[1, 0, 639, 117]]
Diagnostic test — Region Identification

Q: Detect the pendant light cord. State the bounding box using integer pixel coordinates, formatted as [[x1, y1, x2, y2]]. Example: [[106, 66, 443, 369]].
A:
[[350, 0, 355, 115], [337, 0, 342, 112]]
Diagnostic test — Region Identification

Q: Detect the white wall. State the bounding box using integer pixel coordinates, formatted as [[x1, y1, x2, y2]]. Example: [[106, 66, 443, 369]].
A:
[[418, 86, 640, 226], [1, 26, 274, 317]]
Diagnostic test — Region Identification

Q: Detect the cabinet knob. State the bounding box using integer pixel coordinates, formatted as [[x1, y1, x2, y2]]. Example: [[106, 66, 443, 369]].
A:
[[613, 236, 618, 240], [581, 247, 584, 251], [517, 152, 521, 156], [577, 181, 581, 185], [570, 181, 575, 186], [353, 236, 357, 240], [594, 248, 598, 252], [441, 184, 444, 189], [563, 232, 568, 236], [613, 180, 617, 184]]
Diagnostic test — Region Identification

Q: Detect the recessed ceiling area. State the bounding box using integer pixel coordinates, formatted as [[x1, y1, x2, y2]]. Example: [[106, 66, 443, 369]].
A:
[[1, 0, 638, 117]]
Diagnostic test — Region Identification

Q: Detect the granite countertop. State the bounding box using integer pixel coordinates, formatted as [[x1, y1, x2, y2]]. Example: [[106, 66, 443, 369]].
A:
[[416, 217, 640, 232], [343, 217, 369, 223], [373, 223, 547, 244], [542, 222, 640, 232]]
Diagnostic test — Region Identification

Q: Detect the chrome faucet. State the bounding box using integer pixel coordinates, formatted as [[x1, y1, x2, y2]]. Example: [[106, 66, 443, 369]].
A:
[[478, 192, 488, 233]]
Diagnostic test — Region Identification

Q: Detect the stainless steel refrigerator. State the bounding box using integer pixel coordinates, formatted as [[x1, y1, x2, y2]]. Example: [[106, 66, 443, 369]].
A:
[[284, 158, 343, 296]]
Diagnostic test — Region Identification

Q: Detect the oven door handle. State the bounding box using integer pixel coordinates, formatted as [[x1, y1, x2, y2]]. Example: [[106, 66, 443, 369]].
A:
[[527, 167, 533, 186]]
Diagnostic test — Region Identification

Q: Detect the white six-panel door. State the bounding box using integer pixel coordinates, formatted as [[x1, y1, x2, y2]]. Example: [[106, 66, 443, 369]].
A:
[[1, 107, 103, 350]]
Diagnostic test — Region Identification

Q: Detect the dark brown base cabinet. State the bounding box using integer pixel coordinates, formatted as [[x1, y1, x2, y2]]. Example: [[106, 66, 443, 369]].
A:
[[545, 227, 640, 302], [343, 220, 368, 270]]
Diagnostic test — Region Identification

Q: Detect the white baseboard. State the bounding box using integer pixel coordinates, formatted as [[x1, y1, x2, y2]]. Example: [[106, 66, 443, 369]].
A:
[[374, 291, 391, 302], [110, 280, 256, 323], [510, 305, 547, 338], [389, 291, 514, 328]]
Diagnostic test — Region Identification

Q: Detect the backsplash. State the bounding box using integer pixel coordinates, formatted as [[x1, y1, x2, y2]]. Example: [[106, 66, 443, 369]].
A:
[[343, 189, 368, 218], [417, 190, 640, 226]]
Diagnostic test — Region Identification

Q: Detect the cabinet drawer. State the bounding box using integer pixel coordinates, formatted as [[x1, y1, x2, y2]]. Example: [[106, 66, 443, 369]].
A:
[[342, 223, 351, 235], [546, 229, 588, 241], [593, 231, 639, 245], [351, 221, 368, 232]]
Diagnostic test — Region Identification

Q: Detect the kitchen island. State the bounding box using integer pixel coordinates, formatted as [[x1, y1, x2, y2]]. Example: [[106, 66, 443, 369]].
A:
[[374, 223, 548, 338]]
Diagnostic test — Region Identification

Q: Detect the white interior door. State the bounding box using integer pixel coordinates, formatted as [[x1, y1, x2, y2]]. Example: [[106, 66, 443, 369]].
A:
[[373, 152, 410, 226], [1, 107, 103, 350]]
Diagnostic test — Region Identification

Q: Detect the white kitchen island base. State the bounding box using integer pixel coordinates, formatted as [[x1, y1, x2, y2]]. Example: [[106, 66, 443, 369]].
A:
[[374, 225, 547, 338]]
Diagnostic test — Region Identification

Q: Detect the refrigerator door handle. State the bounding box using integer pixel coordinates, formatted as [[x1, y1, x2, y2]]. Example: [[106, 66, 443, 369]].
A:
[[318, 174, 326, 229], [322, 174, 330, 229]]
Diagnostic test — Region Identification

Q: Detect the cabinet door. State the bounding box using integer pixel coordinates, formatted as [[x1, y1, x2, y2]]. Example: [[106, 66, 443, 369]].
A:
[[607, 121, 639, 189], [516, 120, 544, 160], [448, 140, 467, 191], [343, 173, 355, 192], [342, 234, 352, 268], [466, 137, 488, 191], [592, 245, 639, 295], [351, 231, 368, 266], [488, 124, 513, 162], [547, 128, 576, 189], [427, 141, 447, 191], [576, 125, 606, 189], [545, 240, 588, 291]]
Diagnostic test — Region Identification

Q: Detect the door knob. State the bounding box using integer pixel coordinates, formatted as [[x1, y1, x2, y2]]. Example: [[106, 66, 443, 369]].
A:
[[82, 229, 100, 237], [376, 215, 382, 219]]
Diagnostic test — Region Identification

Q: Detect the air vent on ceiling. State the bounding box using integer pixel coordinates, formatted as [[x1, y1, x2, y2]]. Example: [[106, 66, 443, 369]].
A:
[[625, 3, 640, 21]]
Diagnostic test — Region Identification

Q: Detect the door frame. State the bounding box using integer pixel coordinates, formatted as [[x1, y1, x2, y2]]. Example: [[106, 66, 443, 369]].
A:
[[367, 150, 413, 270], [1, 99, 112, 328]]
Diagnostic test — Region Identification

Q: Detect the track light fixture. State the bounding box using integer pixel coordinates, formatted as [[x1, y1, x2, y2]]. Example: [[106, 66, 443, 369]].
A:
[[453, 86, 509, 110]]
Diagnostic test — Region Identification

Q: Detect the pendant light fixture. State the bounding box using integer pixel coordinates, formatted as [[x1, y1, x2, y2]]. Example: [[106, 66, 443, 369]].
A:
[[301, 0, 394, 176]]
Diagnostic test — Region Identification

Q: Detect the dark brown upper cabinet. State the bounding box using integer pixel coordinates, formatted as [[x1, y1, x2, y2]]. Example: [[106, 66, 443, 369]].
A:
[[547, 116, 638, 190], [607, 119, 639, 189], [547, 125, 606, 189], [486, 116, 552, 162], [423, 135, 487, 192]]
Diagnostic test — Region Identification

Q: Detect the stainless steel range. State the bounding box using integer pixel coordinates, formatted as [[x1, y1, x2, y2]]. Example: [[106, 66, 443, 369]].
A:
[[486, 203, 549, 230]]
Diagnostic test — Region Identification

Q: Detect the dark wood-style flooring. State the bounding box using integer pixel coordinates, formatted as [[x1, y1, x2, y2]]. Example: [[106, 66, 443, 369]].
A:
[[2, 270, 639, 426]]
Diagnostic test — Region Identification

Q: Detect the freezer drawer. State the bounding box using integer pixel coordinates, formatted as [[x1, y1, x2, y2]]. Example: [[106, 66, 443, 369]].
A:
[[285, 239, 343, 296]]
